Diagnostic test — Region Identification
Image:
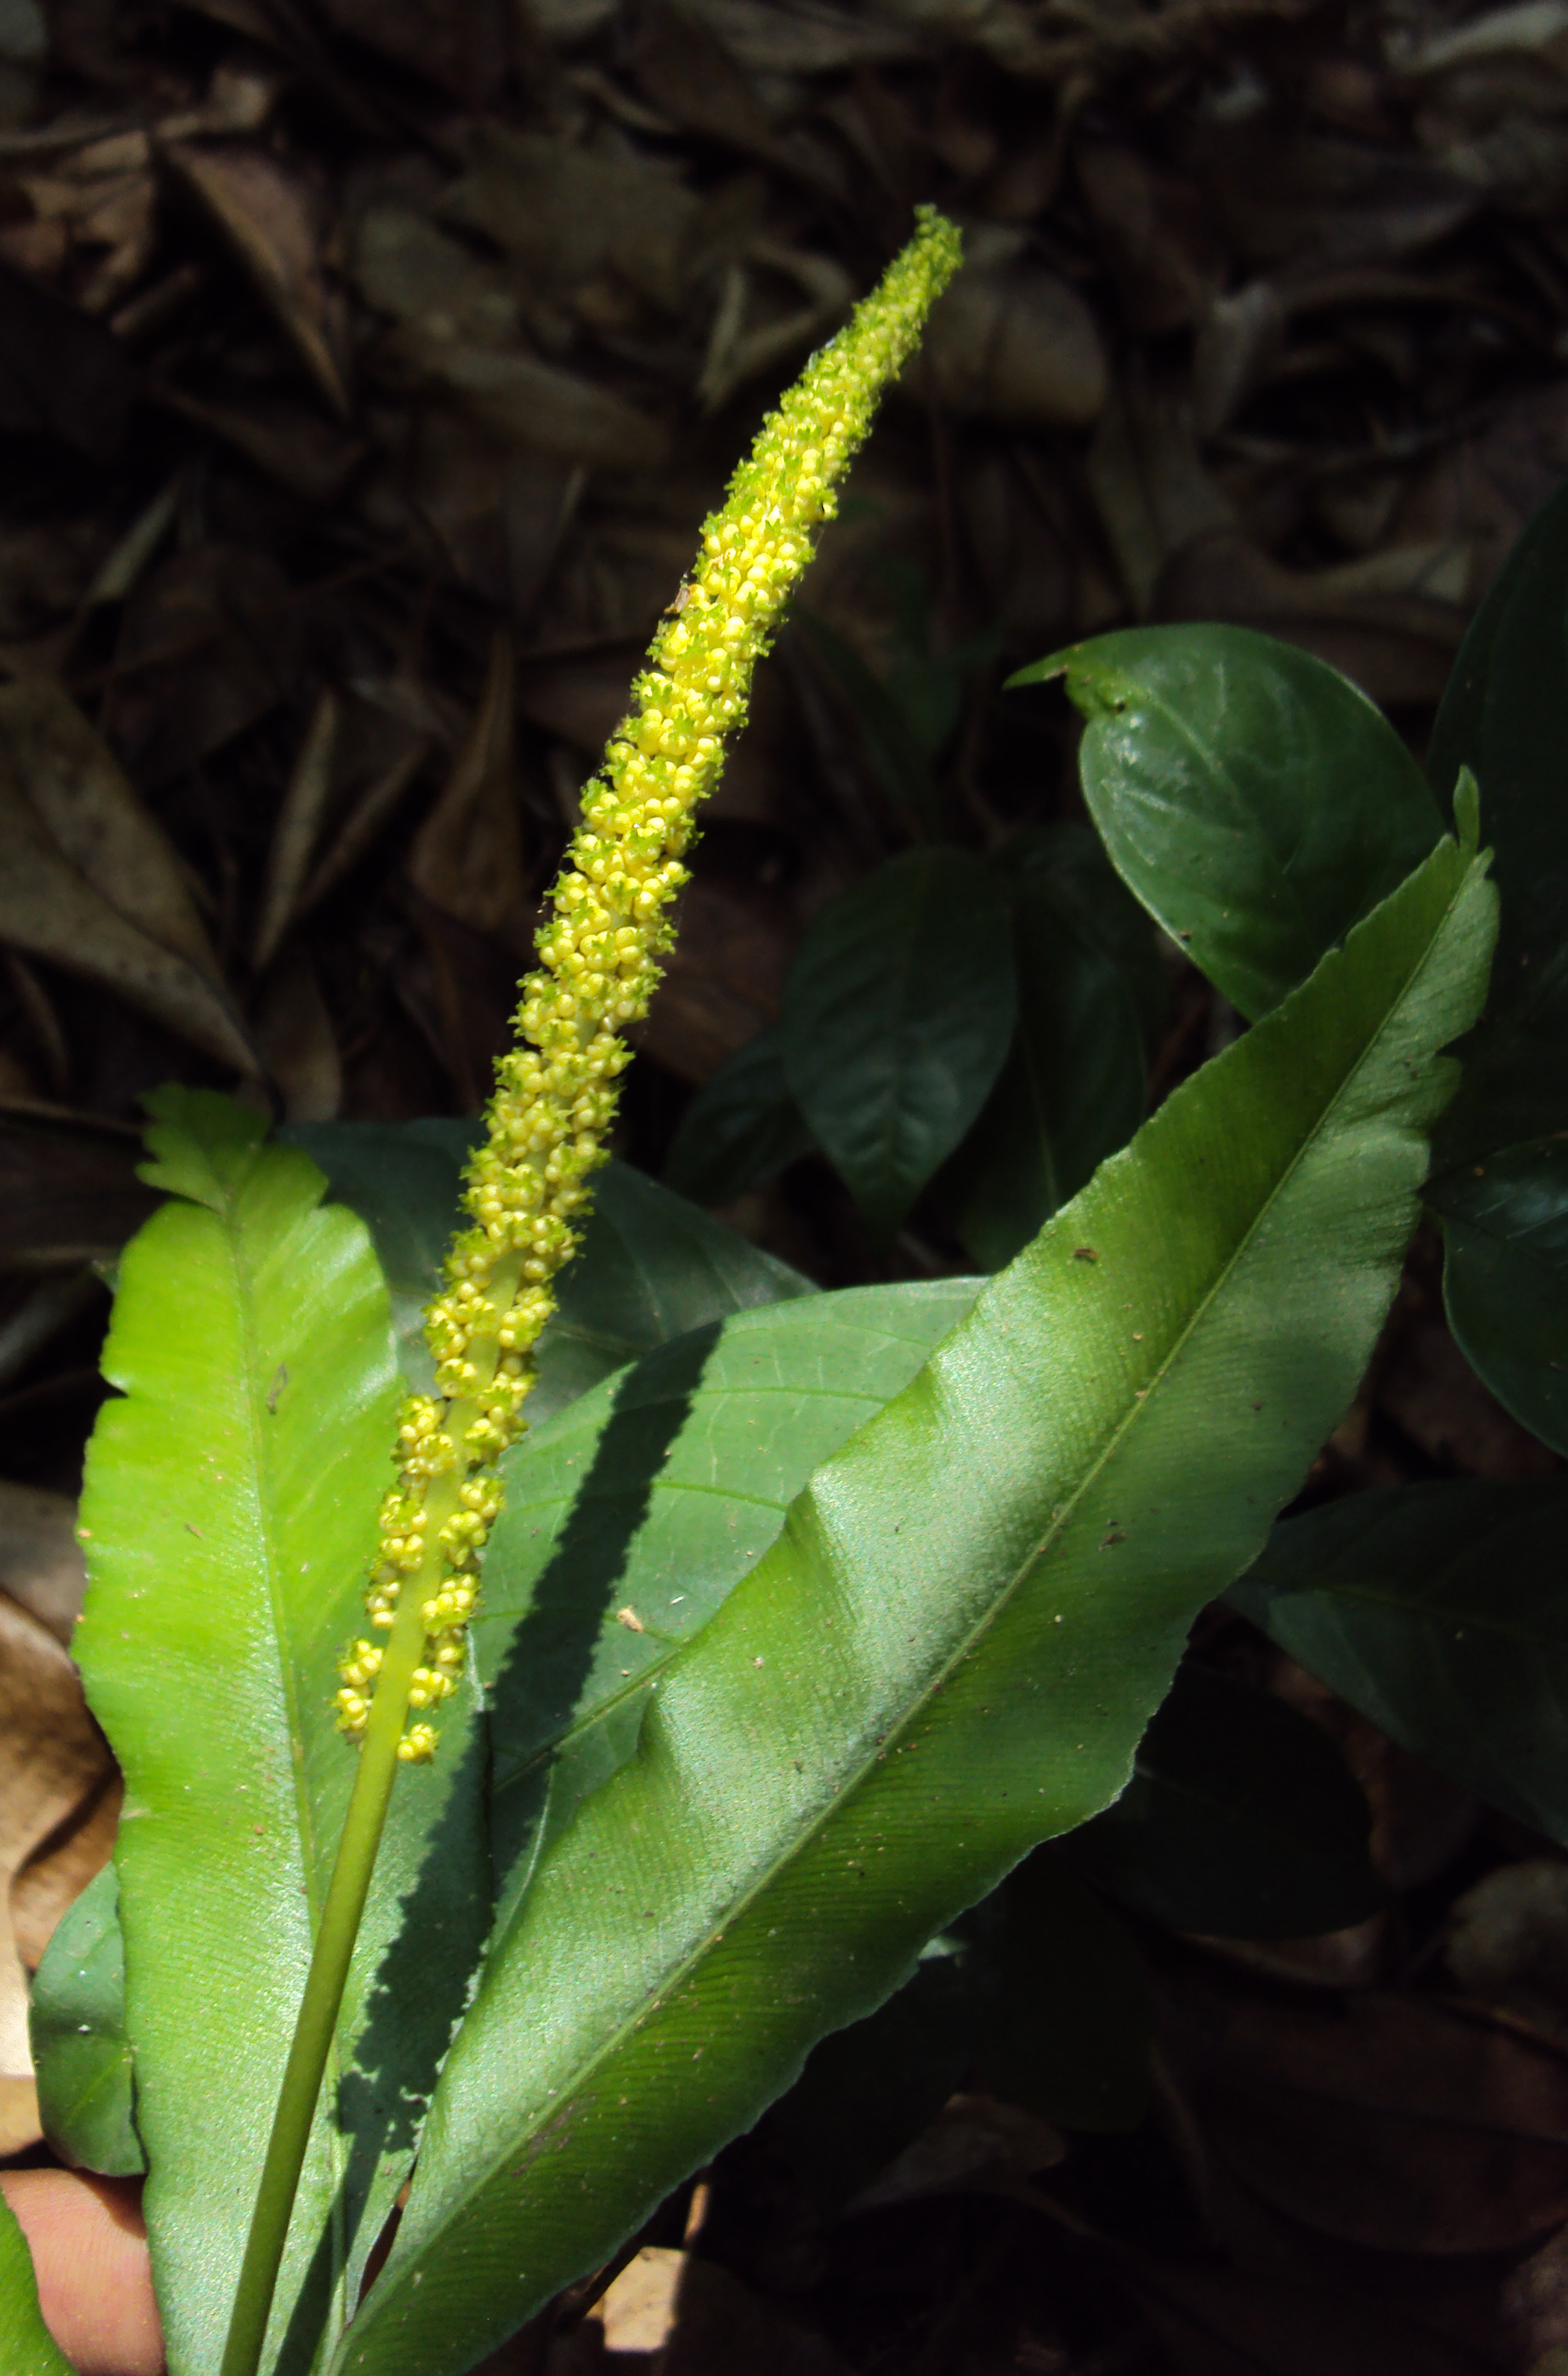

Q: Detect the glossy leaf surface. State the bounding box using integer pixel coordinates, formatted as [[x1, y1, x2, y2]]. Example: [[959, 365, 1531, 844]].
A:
[[289, 1124, 811, 1422], [479, 1279, 980, 1919], [952, 871, 1147, 1269], [661, 1027, 816, 1206], [335, 826, 1494, 2376], [1012, 626, 1442, 1019], [29, 1864, 142, 2177], [74, 1090, 491, 2376], [0, 2190, 72, 2376], [1232, 1481, 1568, 1840], [781, 848, 1017, 1233], [1428, 1139, 1568, 1458], [1074, 1663, 1382, 1939]]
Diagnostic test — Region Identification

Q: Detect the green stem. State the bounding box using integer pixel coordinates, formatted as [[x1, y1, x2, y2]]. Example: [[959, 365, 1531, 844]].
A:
[[217, 1473, 460, 2376]]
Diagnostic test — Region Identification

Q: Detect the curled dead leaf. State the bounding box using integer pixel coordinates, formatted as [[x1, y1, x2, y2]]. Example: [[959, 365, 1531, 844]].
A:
[[907, 227, 1107, 430], [1171, 1979, 1568, 2253], [407, 632, 529, 944], [0, 1479, 84, 1642], [166, 144, 351, 417], [0, 1590, 112, 2106]]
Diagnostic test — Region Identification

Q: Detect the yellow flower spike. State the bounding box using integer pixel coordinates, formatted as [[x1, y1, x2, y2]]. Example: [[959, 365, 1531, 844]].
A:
[[339, 205, 962, 1759]]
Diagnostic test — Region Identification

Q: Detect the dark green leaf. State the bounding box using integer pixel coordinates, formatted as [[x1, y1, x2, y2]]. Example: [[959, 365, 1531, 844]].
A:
[[334, 825, 1494, 2376], [950, 874, 1146, 1270], [1427, 1138, 1568, 1458], [977, 1857, 1150, 2133], [1074, 1664, 1383, 1939], [796, 608, 940, 827], [1011, 626, 1443, 1020], [28, 1863, 143, 2178], [74, 1090, 492, 2376], [479, 1279, 981, 1923], [1427, 477, 1568, 1158], [1231, 1481, 1568, 1840], [781, 849, 1017, 1233], [0, 2190, 73, 2376], [661, 1028, 817, 1206], [288, 1126, 812, 1424], [996, 824, 1168, 1058]]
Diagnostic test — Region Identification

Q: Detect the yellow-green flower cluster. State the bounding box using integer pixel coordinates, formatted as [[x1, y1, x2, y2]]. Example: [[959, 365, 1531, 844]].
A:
[[336, 205, 962, 1760]]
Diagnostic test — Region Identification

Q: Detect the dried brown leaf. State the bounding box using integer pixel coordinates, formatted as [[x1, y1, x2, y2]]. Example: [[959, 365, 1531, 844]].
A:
[[908, 227, 1108, 431], [1445, 1864, 1568, 2051], [407, 631, 528, 941], [1133, 2263, 1492, 2376], [849, 2093, 1064, 2212], [0, 757, 258, 1077], [1152, 529, 1466, 706], [167, 142, 351, 417], [252, 944, 341, 1123], [1176, 1983, 1568, 2253], [0, 1480, 84, 1643], [0, 673, 225, 989], [0, 1589, 110, 2086], [0, 1112, 152, 1273], [253, 690, 339, 971], [442, 123, 700, 311]]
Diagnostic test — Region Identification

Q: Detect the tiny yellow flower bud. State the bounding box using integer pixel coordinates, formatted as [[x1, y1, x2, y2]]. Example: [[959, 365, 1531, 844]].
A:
[[341, 208, 961, 1755]]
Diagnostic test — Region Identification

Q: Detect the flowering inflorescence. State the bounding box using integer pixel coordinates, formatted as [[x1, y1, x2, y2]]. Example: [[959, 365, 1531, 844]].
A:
[[334, 205, 962, 1761]]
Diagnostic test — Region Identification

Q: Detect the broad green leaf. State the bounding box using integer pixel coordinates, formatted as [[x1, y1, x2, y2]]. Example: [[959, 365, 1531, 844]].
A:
[[1231, 1481, 1568, 1840], [1073, 1664, 1382, 1939], [1426, 475, 1568, 1158], [29, 1863, 143, 2177], [478, 1280, 981, 1922], [1427, 1138, 1568, 1458], [0, 2190, 72, 2376], [976, 1856, 1150, 2134], [335, 824, 1494, 2376], [661, 1028, 816, 1206], [950, 873, 1146, 1270], [289, 1124, 812, 1423], [781, 849, 1017, 1233], [994, 824, 1168, 1058], [1011, 626, 1443, 1020], [74, 1089, 491, 2376]]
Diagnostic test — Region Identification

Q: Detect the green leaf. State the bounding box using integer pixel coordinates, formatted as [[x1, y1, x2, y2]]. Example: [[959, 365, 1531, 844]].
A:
[[976, 1856, 1150, 2134], [73, 1089, 492, 2376], [950, 872, 1147, 1270], [0, 2190, 73, 2376], [781, 849, 1018, 1234], [288, 1125, 812, 1424], [1426, 1138, 1568, 1458], [1011, 626, 1443, 1020], [1426, 477, 1568, 1156], [995, 824, 1168, 1058], [1073, 1663, 1383, 1939], [1231, 1481, 1568, 1841], [795, 609, 941, 827], [661, 1028, 816, 1206], [479, 1279, 981, 1925], [334, 825, 1494, 2376], [29, 1863, 143, 2177]]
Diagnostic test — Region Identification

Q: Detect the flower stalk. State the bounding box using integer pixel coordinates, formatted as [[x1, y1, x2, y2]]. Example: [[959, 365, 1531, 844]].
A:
[[218, 203, 960, 2376]]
